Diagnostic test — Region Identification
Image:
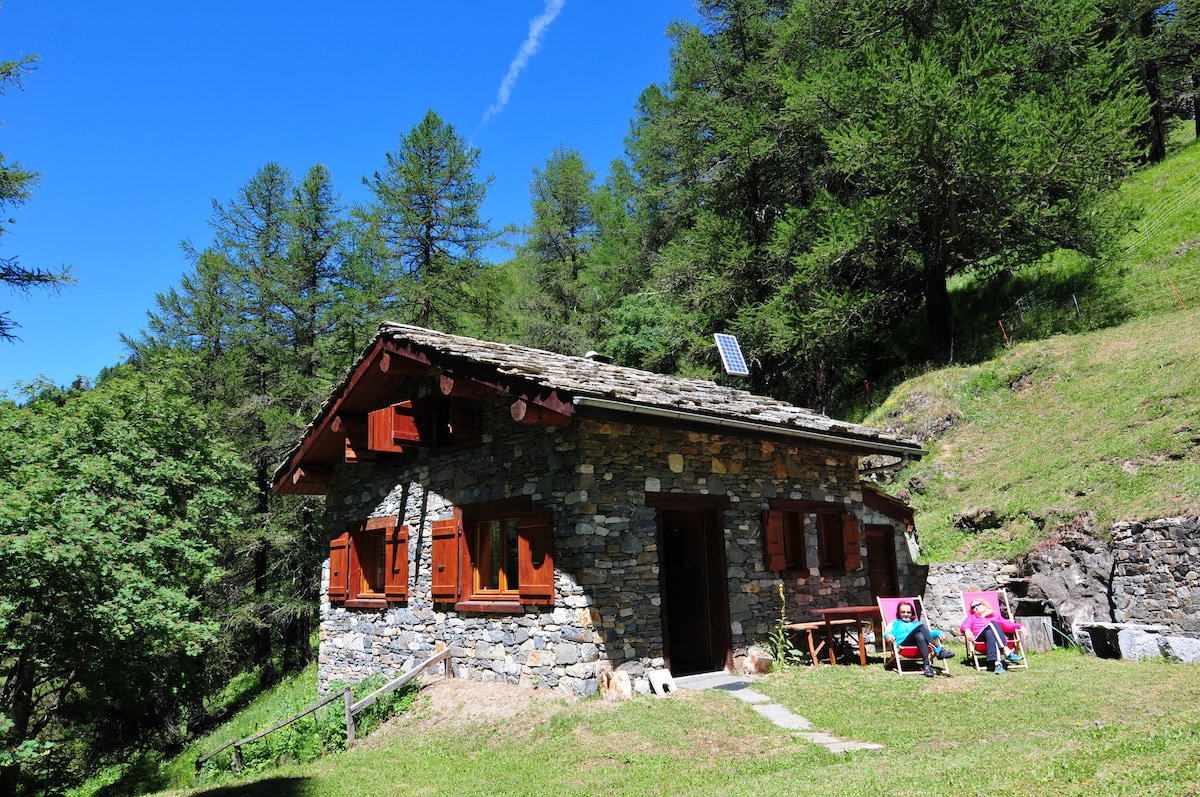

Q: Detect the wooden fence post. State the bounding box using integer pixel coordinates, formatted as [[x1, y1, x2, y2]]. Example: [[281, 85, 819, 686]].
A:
[[344, 687, 355, 745]]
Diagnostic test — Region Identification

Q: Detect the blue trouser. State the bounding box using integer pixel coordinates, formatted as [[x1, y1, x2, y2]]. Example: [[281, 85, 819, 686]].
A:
[[974, 621, 1009, 663]]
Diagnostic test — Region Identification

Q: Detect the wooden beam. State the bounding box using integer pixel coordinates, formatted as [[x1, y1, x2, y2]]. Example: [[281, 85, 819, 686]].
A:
[[439, 374, 502, 401], [511, 399, 572, 426], [333, 414, 375, 463]]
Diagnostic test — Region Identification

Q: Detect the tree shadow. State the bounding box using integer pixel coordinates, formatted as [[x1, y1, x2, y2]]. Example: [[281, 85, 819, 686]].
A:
[[186, 776, 312, 797]]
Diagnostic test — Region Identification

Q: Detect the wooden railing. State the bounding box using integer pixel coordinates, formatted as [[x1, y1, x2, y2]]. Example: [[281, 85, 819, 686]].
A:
[[196, 647, 452, 774]]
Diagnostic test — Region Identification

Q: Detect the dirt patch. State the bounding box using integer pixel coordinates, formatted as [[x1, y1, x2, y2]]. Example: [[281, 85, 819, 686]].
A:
[[354, 675, 581, 748], [354, 675, 777, 763]]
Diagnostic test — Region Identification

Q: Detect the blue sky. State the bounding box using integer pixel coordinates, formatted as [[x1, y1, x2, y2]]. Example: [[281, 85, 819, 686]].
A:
[[0, 1, 700, 391]]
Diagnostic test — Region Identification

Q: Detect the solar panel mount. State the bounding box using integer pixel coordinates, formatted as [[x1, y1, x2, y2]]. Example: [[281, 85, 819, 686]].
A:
[[713, 333, 750, 376]]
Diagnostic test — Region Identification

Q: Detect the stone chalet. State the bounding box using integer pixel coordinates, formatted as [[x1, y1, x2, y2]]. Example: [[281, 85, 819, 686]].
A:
[[272, 323, 925, 697]]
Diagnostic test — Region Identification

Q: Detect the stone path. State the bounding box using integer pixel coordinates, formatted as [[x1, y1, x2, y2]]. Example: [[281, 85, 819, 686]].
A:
[[672, 671, 883, 754]]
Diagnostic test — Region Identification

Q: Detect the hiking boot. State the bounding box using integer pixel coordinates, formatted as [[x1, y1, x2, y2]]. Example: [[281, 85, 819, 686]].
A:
[[993, 663, 1006, 675], [1005, 652, 1024, 663], [922, 665, 935, 678], [935, 647, 956, 659]]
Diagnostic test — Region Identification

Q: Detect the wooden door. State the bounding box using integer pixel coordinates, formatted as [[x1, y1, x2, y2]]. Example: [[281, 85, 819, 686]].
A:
[[658, 507, 731, 676], [865, 524, 899, 599]]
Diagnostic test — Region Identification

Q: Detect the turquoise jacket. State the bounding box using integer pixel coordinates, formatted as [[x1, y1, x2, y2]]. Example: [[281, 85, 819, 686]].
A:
[[885, 619, 945, 646]]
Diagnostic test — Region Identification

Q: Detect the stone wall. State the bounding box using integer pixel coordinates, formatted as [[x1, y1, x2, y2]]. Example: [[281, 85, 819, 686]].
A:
[[918, 516, 1200, 651], [316, 399, 917, 697], [918, 560, 1021, 633], [1111, 516, 1200, 634]]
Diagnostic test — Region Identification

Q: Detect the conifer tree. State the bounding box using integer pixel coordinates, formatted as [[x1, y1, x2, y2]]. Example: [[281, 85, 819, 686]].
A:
[[0, 50, 73, 342], [360, 110, 496, 331]]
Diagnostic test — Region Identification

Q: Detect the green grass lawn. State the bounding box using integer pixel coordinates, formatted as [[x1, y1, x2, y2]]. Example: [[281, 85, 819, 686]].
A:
[[153, 651, 1200, 797]]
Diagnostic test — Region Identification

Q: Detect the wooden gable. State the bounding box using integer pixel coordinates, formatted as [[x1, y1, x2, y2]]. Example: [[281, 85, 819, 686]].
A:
[[272, 336, 578, 495]]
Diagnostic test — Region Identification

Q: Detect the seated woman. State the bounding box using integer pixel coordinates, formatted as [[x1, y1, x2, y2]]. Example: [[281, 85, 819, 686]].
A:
[[884, 600, 955, 677], [960, 599, 1028, 674]]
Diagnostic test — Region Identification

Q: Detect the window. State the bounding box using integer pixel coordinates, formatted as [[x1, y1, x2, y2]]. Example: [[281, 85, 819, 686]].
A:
[[354, 528, 387, 596], [430, 501, 555, 610], [764, 503, 861, 573], [817, 512, 846, 570], [762, 509, 807, 571], [472, 516, 521, 597], [328, 517, 408, 607]]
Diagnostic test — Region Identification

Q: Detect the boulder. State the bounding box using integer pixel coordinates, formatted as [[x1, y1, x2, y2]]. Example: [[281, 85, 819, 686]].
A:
[[1161, 635, 1200, 664], [1117, 628, 1164, 661]]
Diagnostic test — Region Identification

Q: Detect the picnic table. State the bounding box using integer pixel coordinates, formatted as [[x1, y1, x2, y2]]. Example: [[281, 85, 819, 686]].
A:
[[810, 604, 881, 666]]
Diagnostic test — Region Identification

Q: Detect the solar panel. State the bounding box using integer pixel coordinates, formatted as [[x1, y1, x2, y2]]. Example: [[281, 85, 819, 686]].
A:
[[713, 333, 750, 376]]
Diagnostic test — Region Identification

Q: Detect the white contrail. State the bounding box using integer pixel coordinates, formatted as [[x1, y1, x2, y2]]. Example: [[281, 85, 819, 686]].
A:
[[478, 0, 565, 130]]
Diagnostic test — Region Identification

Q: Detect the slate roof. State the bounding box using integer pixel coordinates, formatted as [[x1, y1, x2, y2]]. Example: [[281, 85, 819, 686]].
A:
[[272, 323, 923, 494], [378, 323, 920, 452]]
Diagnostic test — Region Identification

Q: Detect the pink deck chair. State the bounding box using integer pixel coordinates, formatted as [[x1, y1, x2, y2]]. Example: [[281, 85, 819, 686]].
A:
[[959, 590, 1030, 671], [877, 596, 951, 677]]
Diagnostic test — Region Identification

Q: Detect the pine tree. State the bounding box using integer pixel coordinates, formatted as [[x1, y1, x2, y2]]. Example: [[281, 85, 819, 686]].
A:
[[0, 50, 73, 342], [360, 109, 496, 330]]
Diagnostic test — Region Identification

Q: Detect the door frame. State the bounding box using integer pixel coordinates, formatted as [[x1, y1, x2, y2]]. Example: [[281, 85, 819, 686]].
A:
[[864, 523, 900, 599], [648, 493, 732, 675]]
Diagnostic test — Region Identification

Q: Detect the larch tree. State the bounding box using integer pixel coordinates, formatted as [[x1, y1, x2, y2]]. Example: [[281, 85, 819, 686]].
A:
[[360, 109, 496, 331], [783, 0, 1148, 364], [513, 146, 599, 354], [0, 49, 72, 342], [129, 162, 354, 683]]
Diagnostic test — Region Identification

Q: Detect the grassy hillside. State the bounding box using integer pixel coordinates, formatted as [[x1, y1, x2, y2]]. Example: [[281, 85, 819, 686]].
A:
[[867, 308, 1200, 561], [863, 137, 1200, 562]]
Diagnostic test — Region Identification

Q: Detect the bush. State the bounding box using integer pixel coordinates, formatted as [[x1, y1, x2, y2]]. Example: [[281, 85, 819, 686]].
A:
[[197, 673, 419, 782]]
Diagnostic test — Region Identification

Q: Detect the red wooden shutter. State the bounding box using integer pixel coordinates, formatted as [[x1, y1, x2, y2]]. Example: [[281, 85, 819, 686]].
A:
[[763, 510, 786, 571], [518, 509, 555, 605], [430, 518, 460, 601], [328, 532, 350, 601], [384, 523, 409, 601], [842, 515, 862, 570]]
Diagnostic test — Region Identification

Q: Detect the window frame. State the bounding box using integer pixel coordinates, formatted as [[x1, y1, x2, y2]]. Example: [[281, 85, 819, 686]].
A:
[[764, 501, 861, 574], [430, 500, 555, 612], [328, 516, 408, 608], [763, 509, 807, 572]]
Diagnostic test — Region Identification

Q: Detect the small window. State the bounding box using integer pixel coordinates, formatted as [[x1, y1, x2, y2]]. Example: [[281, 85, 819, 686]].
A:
[[817, 513, 844, 570], [763, 509, 806, 571], [818, 513, 861, 572], [472, 516, 521, 596], [328, 517, 408, 607], [353, 528, 387, 597], [765, 503, 860, 573]]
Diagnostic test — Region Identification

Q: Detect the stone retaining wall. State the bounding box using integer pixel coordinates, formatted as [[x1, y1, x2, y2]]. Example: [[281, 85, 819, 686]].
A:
[[919, 516, 1200, 651], [1111, 516, 1200, 634]]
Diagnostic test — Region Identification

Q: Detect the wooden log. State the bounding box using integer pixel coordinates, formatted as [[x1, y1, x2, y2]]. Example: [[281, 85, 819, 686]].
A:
[[333, 414, 374, 463], [511, 399, 572, 426], [291, 466, 335, 487], [440, 374, 501, 401]]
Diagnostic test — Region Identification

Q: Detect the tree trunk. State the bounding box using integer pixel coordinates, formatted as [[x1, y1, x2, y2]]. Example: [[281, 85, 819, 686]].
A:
[[254, 459, 274, 684], [0, 656, 36, 797], [921, 212, 956, 364]]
